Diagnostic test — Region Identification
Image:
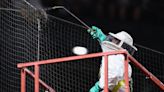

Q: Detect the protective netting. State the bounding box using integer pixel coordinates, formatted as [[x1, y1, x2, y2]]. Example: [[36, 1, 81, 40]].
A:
[[132, 44, 164, 92], [0, 0, 101, 92], [0, 0, 163, 92], [0, 0, 39, 92], [39, 15, 101, 92]]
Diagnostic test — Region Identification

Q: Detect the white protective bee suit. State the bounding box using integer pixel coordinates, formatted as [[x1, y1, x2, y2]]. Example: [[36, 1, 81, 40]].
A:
[[88, 26, 137, 92]]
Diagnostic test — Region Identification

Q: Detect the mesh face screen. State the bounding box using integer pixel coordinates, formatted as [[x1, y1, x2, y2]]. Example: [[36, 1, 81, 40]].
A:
[[122, 42, 136, 55], [106, 34, 136, 55], [106, 35, 121, 45], [0, 0, 164, 92]]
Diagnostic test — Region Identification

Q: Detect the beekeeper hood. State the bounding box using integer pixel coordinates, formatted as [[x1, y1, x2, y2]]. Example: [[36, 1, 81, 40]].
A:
[[105, 31, 137, 55]]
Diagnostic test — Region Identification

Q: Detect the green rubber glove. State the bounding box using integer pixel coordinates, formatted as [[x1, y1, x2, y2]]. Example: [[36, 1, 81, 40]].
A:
[[89, 81, 100, 92], [87, 26, 106, 43]]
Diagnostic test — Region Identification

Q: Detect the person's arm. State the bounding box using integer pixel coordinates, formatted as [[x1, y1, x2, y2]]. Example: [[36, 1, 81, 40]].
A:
[[87, 26, 106, 43]]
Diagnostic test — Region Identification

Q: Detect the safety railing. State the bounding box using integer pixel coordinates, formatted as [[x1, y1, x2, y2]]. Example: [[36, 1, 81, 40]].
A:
[[22, 68, 55, 92], [17, 50, 164, 92]]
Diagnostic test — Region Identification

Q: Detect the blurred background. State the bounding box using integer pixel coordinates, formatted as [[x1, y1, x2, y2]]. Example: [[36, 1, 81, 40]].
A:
[[38, 0, 164, 52]]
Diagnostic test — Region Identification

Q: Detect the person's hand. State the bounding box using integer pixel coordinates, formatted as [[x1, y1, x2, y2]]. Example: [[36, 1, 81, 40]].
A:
[[87, 26, 103, 39], [87, 26, 97, 39], [87, 26, 106, 42]]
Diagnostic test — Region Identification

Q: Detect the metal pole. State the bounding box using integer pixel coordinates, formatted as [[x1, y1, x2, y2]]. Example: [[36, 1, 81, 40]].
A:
[[124, 55, 130, 92], [34, 65, 40, 92], [17, 50, 127, 68], [24, 68, 56, 92], [104, 55, 108, 92], [129, 56, 164, 91], [21, 68, 26, 92], [45, 6, 92, 30]]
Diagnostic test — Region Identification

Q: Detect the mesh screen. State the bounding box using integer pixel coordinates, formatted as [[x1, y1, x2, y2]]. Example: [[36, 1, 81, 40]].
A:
[[0, 0, 163, 92], [0, 0, 101, 92], [132, 44, 164, 92], [0, 0, 38, 92], [39, 15, 101, 92]]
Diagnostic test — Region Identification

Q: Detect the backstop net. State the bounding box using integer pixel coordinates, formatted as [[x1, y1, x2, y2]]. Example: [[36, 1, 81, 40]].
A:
[[0, 0, 163, 92]]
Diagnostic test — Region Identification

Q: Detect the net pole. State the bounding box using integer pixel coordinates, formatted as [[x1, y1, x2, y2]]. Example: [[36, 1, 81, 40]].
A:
[[104, 55, 108, 92], [21, 68, 26, 92], [37, 18, 41, 62]]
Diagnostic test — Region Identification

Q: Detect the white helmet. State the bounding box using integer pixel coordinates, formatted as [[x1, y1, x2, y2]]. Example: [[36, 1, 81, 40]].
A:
[[107, 31, 137, 54]]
